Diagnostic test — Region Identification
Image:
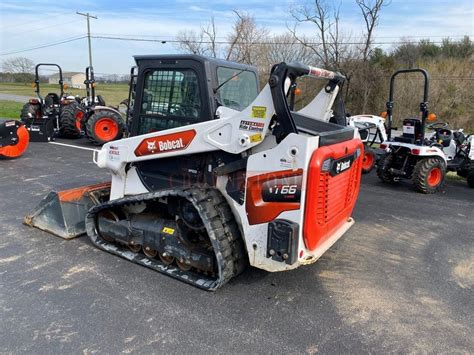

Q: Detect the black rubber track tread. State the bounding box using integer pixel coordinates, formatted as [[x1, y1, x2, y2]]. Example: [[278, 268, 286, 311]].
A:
[[85, 109, 124, 146], [412, 157, 446, 194], [362, 146, 376, 174], [376, 152, 396, 183], [59, 102, 82, 138], [20, 103, 40, 125], [86, 186, 248, 290]]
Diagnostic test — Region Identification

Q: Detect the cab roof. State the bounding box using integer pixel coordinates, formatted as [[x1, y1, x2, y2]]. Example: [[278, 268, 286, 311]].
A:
[[133, 54, 257, 72]]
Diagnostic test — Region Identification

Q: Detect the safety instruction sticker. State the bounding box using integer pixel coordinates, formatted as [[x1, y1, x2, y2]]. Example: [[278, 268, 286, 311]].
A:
[[162, 227, 175, 235], [239, 120, 264, 132], [250, 133, 262, 143], [251, 106, 267, 119], [108, 146, 120, 161]]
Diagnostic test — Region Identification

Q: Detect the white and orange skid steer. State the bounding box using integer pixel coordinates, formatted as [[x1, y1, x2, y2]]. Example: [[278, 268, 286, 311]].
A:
[[25, 55, 363, 290]]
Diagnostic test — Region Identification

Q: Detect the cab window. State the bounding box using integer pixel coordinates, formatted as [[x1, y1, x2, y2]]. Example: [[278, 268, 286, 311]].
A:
[[138, 69, 201, 134], [216, 67, 258, 111]]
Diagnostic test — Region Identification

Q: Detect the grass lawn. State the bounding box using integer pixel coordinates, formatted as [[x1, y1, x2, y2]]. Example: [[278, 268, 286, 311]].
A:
[[0, 100, 23, 119], [0, 82, 129, 107]]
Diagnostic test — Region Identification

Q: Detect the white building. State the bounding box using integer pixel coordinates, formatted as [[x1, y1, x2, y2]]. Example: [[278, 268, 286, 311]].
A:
[[48, 72, 86, 89]]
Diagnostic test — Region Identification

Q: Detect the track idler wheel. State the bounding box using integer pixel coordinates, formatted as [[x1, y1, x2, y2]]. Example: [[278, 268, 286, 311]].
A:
[[159, 252, 174, 265], [128, 241, 141, 253], [143, 246, 158, 258], [176, 258, 192, 271]]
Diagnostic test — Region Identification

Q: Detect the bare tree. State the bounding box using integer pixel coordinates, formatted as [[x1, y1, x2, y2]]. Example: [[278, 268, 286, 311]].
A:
[[289, 0, 351, 69], [176, 11, 267, 67], [258, 33, 314, 75], [203, 18, 218, 58], [225, 10, 268, 64], [176, 18, 219, 57], [2, 57, 34, 73], [356, 0, 390, 61], [176, 30, 206, 55], [2, 57, 35, 84]]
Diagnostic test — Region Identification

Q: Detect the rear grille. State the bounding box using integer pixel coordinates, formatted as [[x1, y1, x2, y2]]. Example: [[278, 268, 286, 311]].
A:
[[317, 157, 361, 224], [303, 139, 363, 251]]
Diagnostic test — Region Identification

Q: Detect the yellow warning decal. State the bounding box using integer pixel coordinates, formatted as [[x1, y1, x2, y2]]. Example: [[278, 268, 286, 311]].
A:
[[251, 106, 267, 119], [162, 227, 175, 235], [250, 133, 262, 143]]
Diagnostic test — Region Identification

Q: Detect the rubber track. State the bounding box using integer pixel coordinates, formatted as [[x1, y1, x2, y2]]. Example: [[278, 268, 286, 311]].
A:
[[85, 186, 247, 290]]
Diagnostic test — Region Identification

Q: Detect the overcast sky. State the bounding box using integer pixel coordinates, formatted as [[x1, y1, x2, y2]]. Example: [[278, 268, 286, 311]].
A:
[[0, 0, 473, 75]]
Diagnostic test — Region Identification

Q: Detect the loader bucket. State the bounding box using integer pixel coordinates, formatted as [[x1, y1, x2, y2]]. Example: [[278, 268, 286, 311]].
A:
[[24, 182, 111, 239]]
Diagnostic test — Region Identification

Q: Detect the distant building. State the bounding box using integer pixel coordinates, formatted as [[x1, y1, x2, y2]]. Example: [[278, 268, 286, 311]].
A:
[[48, 72, 86, 89]]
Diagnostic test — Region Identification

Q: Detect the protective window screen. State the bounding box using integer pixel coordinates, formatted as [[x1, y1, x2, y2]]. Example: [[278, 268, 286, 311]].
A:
[[217, 67, 258, 111], [138, 69, 201, 134]]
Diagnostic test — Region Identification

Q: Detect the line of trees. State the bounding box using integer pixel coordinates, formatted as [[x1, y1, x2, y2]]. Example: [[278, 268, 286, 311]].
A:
[[176, 1, 473, 130], [1, 1, 472, 130]]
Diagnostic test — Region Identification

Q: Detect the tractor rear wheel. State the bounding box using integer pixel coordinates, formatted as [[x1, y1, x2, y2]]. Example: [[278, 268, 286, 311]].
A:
[[467, 165, 474, 188], [376, 152, 396, 183], [361, 146, 376, 174], [85, 109, 124, 146], [59, 102, 82, 138], [412, 157, 446, 194], [20, 103, 40, 125]]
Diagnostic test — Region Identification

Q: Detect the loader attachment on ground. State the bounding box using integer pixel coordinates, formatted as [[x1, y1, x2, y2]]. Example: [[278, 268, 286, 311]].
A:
[[24, 182, 110, 239]]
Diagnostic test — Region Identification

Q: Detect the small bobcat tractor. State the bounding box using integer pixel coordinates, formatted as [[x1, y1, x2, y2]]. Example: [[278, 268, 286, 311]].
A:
[[62, 66, 125, 145], [377, 68, 474, 193], [26, 55, 363, 290]]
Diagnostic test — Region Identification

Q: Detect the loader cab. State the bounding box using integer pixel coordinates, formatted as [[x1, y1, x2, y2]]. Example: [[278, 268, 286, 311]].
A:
[[129, 55, 259, 137]]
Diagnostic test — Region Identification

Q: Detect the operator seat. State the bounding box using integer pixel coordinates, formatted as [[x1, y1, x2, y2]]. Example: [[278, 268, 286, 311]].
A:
[[435, 128, 453, 147], [44, 93, 60, 107], [393, 118, 422, 144]]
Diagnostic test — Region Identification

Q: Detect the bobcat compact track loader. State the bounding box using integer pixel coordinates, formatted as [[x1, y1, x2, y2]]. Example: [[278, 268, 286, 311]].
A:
[[26, 55, 363, 290]]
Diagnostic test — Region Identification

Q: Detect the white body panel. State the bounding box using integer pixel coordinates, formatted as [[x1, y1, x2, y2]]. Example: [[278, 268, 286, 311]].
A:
[[381, 141, 447, 163]]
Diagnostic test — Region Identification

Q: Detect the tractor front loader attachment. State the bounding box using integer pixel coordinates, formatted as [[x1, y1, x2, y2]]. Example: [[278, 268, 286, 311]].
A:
[[24, 182, 110, 239]]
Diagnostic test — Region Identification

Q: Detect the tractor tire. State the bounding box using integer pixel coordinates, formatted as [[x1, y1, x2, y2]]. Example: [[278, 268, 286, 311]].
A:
[[376, 152, 396, 183], [59, 102, 82, 138], [412, 157, 446, 194], [467, 165, 474, 188], [85, 109, 124, 146], [361, 146, 376, 174], [20, 103, 40, 125]]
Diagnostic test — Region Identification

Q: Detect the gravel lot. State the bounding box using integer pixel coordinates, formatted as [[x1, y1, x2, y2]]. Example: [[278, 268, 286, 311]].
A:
[[1, 138, 473, 353]]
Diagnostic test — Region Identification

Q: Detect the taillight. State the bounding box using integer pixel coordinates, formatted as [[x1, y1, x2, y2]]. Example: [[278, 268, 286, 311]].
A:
[[321, 158, 332, 172], [380, 143, 387, 149], [411, 148, 421, 155]]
